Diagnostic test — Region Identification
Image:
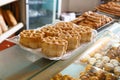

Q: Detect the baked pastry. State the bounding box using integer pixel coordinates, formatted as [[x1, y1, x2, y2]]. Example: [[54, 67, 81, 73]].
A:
[[40, 26, 61, 37], [0, 8, 8, 32], [104, 63, 114, 72], [94, 53, 102, 60], [19, 30, 44, 48], [89, 76, 99, 80], [102, 56, 110, 63], [71, 11, 112, 29], [88, 58, 96, 65], [95, 61, 104, 68], [75, 25, 92, 42], [105, 73, 118, 80], [96, 2, 120, 16], [114, 66, 120, 76], [110, 59, 119, 67], [41, 36, 68, 57], [55, 22, 76, 31], [60, 30, 80, 50], [50, 73, 78, 80], [3, 9, 17, 27], [80, 55, 91, 63]]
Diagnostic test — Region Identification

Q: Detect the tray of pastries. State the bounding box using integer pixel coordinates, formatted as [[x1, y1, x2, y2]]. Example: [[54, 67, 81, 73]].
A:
[[96, 1, 120, 17], [50, 30, 120, 80], [71, 11, 113, 30], [7, 22, 97, 60]]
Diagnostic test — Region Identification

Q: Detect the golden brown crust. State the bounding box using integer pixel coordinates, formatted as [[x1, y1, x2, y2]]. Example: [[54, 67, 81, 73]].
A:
[[3, 9, 17, 27], [96, 2, 120, 16], [0, 8, 8, 32], [71, 11, 112, 29]]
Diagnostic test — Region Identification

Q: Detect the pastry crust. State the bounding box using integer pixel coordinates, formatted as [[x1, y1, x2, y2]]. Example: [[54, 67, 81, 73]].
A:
[[96, 2, 120, 16], [19, 30, 44, 48], [71, 11, 112, 29], [0, 8, 8, 32], [41, 36, 68, 57]]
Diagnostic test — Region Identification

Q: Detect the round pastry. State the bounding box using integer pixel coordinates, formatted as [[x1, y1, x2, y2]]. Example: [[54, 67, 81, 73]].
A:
[[105, 73, 118, 80], [104, 63, 114, 72], [80, 75, 89, 80], [80, 55, 91, 63], [88, 58, 96, 65], [95, 61, 104, 68], [114, 66, 120, 76], [110, 59, 119, 67], [96, 71, 105, 80], [94, 53, 102, 60], [89, 76, 99, 80], [41, 36, 68, 57], [102, 56, 110, 63]]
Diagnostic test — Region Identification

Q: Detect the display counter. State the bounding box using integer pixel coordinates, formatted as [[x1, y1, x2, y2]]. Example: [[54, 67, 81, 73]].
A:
[[0, 21, 119, 80]]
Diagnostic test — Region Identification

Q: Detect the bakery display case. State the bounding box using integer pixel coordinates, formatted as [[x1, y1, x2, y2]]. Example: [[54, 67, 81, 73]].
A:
[[0, 0, 24, 43], [44, 26, 120, 80], [1, 0, 120, 80]]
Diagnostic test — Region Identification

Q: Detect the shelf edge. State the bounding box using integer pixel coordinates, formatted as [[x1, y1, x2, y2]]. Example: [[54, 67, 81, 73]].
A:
[[0, 22, 24, 43]]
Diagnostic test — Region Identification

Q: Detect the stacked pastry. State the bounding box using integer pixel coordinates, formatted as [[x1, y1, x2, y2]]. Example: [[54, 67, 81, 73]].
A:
[[112, 0, 120, 1], [19, 22, 93, 57], [19, 30, 45, 49], [96, 2, 120, 16], [41, 36, 68, 57], [0, 8, 18, 35], [71, 11, 112, 29], [0, 8, 8, 35]]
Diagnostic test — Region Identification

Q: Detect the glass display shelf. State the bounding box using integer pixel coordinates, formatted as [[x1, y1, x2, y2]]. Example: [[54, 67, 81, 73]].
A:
[[29, 23, 120, 80], [1, 22, 120, 80], [0, 45, 57, 80]]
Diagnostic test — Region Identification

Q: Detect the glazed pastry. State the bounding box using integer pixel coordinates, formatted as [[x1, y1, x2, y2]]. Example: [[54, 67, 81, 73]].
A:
[[110, 59, 119, 67], [104, 63, 114, 72], [95, 61, 104, 68], [96, 70, 106, 80], [102, 56, 110, 63], [88, 58, 96, 65], [105, 73, 118, 80], [114, 66, 120, 76], [89, 76, 99, 80], [41, 36, 68, 57], [80, 55, 91, 63], [94, 53, 102, 60]]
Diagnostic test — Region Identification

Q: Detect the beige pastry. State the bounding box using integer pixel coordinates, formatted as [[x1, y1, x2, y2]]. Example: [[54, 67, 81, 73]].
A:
[[41, 36, 68, 57]]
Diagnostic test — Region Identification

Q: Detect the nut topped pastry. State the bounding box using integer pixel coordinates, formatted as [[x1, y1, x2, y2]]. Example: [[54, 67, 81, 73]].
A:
[[60, 30, 81, 50], [74, 25, 92, 42], [41, 36, 68, 57], [19, 30, 44, 48]]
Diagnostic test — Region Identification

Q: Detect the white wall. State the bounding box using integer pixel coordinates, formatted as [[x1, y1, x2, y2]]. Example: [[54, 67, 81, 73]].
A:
[[61, 0, 100, 12], [61, 0, 70, 12]]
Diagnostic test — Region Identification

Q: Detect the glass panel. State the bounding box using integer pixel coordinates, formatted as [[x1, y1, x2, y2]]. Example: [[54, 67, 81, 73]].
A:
[[0, 46, 57, 79], [28, 0, 55, 29]]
